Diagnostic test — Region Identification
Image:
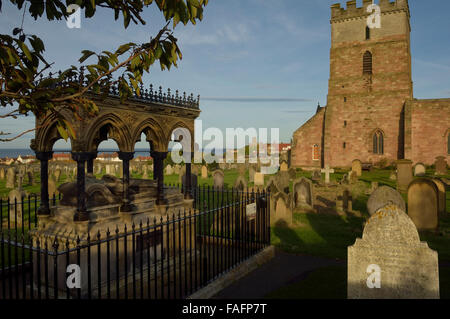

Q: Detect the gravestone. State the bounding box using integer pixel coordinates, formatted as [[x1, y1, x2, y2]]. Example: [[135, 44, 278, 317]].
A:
[[27, 171, 34, 186], [270, 192, 292, 227], [292, 178, 314, 210], [5, 167, 16, 189], [352, 159, 362, 177], [407, 178, 439, 230], [254, 172, 264, 186], [343, 189, 352, 212], [48, 178, 58, 198], [234, 175, 248, 191], [396, 159, 413, 193], [54, 169, 62, 182], [434, 156, 447, 175], [173, 165, 181, 175], [0, 167, 5, 180], [8, 189, 26, 227], [212, 170, 224, 189], [367, 186, 405, 216], [280, 161, 288, 172], [321, 165, 334, 184], [431, 178, 446, 216], [414, 163, 426, 177], [311, 170, 321, 182], [348, 205, 439, 299], [238, 164, 246, 176], [348, 171, 358, 184], [274, 171, 290, 193], [164, 164, 173, 175], [142, 167, 149, 179], [369, 181, 378, 194], [201, 165, 208, 179], [249, 166, 256, 183]]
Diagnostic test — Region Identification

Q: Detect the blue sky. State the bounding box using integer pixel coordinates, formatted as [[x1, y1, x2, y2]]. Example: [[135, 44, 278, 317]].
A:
[[1, 0, 450, 150]]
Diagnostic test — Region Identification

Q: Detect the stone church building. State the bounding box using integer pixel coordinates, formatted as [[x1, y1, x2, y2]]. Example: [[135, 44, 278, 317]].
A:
[[291, 0, 450, 169]]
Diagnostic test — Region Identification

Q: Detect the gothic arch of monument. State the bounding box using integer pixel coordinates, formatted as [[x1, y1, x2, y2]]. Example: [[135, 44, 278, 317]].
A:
[[30, 81, 201, 221]]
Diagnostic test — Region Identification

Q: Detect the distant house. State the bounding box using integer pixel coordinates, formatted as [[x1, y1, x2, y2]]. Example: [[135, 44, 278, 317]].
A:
[[52, 153, 71, 162], [134, 156, 152, 162], [97, 152, 121, 162]]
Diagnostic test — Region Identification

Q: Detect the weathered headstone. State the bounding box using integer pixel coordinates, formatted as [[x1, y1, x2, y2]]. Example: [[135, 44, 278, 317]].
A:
[[164, 164, 173, 175], [212, 170, 224, 189], [352, 159, 362, 177], [274, 171, 290, 193], [182, 173, 198, 191], [5, 167, 15, 189], [311, 170, 321, 182], [201, 165, 208, 179], [348, 204, 439, 299], [292, 177, 314, 209], [396, 159, 413, 193], [321, 165, 334, 184], [48, 178, 58, 198], [348, 171, 358, 184], [54, 168, 62, 182], [8, 189, 25, 226], [413, 163, 426, 177], [367, 186, 406, 216], [234, 175, 248, 191], [254, 172, 264, 186], [270, 192, 292, 227], [434, 156, 447, 175], [280, 160, 288, 172], [0, 167, 5, 180], [249, 166, 256, 183], [407, 178, 439, 230], [27, 171, 34, 186]]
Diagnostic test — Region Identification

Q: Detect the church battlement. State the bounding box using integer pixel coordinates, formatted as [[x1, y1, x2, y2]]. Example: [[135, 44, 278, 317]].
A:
[[331, 0, 409, 22]]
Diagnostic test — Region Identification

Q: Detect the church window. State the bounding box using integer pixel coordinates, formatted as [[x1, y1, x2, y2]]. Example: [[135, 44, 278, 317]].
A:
[[366, 26, 370, 40], [373, 130, 384, 155], [312, 144, 319, 161], [363, 51, 372, 75]]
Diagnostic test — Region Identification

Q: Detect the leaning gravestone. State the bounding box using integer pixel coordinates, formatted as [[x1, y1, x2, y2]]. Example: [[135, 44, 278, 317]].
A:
[[367, 186, 406, 216], [396, 159, 413, 193], [5, 167, 16, 189], [348, 204, 439, 299], [414, 163, 426, 177], [212, 170, 224, 189], [292, 177, 314, 209], [352, 159, 362, 177], [407, 178, 439, 230], [434, 156, 447, 175]]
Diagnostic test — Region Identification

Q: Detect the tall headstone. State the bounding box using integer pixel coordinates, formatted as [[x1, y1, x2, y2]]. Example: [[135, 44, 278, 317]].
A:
[[212, 170, 224, 189], [27, 171, 34, 186], [396, 159, 413, 193], [407, 178, 439, 230], [292, 177, 314, 210], [8, 189, 25, 227], [254, 172, 264, 186], [352, 159, 362, 177], [413, 163, 426, 177], [367, 185, 406, 216], [0, 167, 5, 180], [348, 205, 439, 299], [434, 156, 447, 175], [201, 165, 208, 179], [48, 177, 58, 199], [234, 175, 248, 191], [5, 167, 15, 189], [270, 192, 292, 227]]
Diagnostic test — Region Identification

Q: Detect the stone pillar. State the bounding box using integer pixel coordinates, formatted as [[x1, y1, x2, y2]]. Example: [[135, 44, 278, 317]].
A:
[[118, 151, 134, 212], [35, 151, 53, 215], [86, 152, 97, 174], [151, 151, 167, 205], [71, 152, 89, 221]]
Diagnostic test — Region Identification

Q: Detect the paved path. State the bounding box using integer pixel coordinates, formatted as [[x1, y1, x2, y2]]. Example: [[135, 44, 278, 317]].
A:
[[213, 249, 344, 299]]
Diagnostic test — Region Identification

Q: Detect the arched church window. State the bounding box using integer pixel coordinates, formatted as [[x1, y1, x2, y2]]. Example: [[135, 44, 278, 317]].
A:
[[363, 51, 372, 75], [366, 26, 370, 40], [373, 130, 384, 155], [312, 144, 319, 161]]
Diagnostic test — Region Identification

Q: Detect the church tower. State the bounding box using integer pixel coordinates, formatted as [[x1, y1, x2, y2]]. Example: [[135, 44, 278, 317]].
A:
[[323, 0, 412, 167]]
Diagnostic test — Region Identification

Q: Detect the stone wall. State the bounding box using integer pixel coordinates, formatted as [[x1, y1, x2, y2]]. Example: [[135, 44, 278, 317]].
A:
[[404, 99, 450, 165]]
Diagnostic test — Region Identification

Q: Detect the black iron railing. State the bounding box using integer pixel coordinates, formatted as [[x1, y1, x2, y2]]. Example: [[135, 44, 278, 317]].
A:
[[0, 187, 270, 299]]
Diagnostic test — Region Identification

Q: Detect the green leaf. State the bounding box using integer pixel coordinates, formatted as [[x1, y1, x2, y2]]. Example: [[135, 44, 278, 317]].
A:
[[56, 124, 69, 141], [79, 50, 96, 63]]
